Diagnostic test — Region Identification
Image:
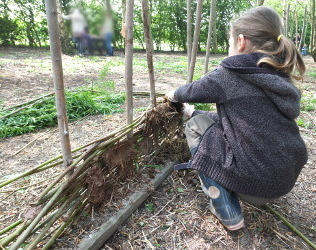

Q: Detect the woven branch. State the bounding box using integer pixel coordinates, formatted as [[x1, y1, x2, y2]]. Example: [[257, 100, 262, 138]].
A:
[[0, 102, 190, 249]]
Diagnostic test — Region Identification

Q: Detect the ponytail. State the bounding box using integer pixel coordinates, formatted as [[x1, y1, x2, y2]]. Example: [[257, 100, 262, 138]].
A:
[[257, 35, 305, 80], [231, 6, 306, 80]]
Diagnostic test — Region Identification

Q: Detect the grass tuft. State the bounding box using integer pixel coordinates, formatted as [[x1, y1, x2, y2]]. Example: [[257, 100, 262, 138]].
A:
[[0, 91, 125, 138]]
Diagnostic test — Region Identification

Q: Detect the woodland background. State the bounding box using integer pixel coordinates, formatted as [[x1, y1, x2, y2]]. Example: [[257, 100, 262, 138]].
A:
[[0, 0, 315, 56]]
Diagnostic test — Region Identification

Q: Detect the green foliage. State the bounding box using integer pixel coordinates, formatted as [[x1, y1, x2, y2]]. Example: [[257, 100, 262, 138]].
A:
[[296, 117, 313, 129], [0, 0, 310, 51], [99, 63, 110, 79], [145, 203, 156, 213], [300, 94, 316, 111], [203, 0, 251, 51], [0, 16, 20, 45], [0, 90, 124, 138], [134, 107, 147, 112], [0, 0, 48, 46], [308, 72, 316, 78], [95, 63, 116, 90], [137, 221, 145, 227], [143, 164, 162, 169], [193, 103, 215, 111]]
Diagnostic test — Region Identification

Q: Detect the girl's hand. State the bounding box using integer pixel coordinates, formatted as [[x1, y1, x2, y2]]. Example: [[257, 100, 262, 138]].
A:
[[182, 103, 195, 120], [165, 90, 176, 102]]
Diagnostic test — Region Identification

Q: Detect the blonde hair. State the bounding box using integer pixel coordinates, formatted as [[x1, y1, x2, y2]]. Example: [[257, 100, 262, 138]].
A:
[[231, 6, 305, 80]]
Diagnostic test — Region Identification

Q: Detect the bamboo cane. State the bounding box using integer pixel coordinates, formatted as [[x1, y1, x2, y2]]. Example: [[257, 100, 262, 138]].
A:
[[0, 221, 31, 247], [0, 220, 23, 237], [45, 0, 73, 171], [1, 175, 59, 194], [37, 127, 130, 202], [37, 115, 145, 203], [26, 189, 84, 249], [1, 103, 180, 249], [187, 0, 192, 72], [265, 204, 316, 249], [0, 115, 145, 191], [125, 0, 135, 133], [42, 199, 88, 250], [0, 92, 55, 113], [0, 156, 63, 188], [36, 153, 89, 202], [32, 186, 86, 234], [204, 0, 215, 74], [141, 0, 156, 107], [187, 0, 204, 83], [35, 175, 85, 206], [9, 185, 66, 250]]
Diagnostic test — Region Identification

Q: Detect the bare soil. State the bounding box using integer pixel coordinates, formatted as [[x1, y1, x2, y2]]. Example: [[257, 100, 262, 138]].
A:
[[0, 46, 315, 249]]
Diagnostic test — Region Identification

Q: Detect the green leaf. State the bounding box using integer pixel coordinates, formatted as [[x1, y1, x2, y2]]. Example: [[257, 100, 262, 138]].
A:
[[145, 203, 155, 213], [160, 225, 170, 230], [143, 164, 162, 169], [137, 222, 145, 227]]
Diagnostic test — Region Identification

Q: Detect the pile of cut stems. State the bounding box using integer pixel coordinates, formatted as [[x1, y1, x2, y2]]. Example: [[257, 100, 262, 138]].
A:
[[0, 103, 183, 249]]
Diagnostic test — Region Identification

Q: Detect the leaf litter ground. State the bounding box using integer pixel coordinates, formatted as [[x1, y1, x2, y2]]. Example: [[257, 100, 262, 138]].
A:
[[0, 47, 315, 249]]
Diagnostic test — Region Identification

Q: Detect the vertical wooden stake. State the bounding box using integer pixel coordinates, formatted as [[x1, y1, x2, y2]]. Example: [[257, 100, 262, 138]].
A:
[[125, 0, 134, 134], [45, 0, 72, 169], [141, 0, 156, 107], [187, 0, 192, 72], [187, 0, 204, 83], [204, 0, 216, 74]]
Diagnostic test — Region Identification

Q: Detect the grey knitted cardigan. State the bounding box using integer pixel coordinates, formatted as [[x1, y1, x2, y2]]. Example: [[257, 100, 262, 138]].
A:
[[174, 53, 307, 198]]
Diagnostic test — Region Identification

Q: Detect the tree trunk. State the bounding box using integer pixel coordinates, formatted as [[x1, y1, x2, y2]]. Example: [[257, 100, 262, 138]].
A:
[[187, 0, 204, 83], [105, 0, 112, 10], [299, 5, 307, 49], [187, 0, 192, 72], [257, 0, 265, 5], [311, 0, 316, 60], [283, 1, 290, 37], [122, 0, 127, 25], [125, 0, 134, 130], [121, 0, 127, 50], [212, 0, 217, 53], [141, 0, 156, 107], [295, 8, 299, 48], [204, 0, 216, 74], [45, 0, 73, 170], [56, 0, 74, 54]]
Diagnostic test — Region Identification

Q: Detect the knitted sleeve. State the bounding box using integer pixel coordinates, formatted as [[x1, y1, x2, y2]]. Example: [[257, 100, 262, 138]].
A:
[[173, 67, 227, 104]]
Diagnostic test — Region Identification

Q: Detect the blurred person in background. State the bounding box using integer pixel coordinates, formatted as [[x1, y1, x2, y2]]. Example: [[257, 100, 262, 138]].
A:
[[62, 8, 92, 56], [100, 5, 114, 56]]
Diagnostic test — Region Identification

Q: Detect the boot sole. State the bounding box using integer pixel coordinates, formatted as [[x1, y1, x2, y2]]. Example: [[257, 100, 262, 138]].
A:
[[224, 218, 245, 231]]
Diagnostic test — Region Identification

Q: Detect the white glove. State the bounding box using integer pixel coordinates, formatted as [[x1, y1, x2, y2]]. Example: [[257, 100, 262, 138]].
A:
[[165, 90, 177, 102], [182, 103, 195, 120]]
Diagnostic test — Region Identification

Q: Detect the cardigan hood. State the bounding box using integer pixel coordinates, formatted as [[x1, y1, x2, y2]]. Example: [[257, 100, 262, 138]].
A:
[[220, 53, 301, 119]]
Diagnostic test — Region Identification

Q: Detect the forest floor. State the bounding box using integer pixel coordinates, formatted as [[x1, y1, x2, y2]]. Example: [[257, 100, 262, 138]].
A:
[[0, 46, 315, 249]]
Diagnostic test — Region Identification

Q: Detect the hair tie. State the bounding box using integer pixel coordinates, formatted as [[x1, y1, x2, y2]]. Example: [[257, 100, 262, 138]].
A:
[[277, 34, 283, 42]]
